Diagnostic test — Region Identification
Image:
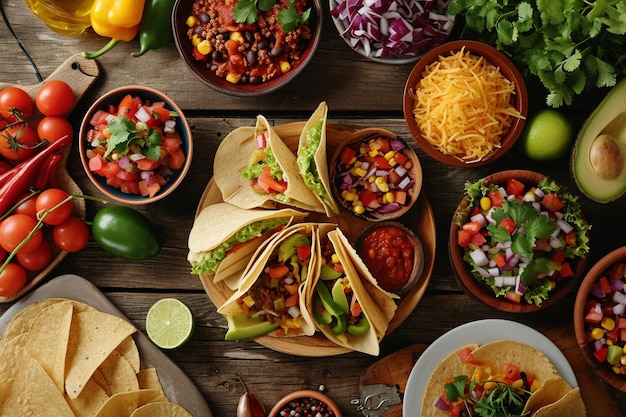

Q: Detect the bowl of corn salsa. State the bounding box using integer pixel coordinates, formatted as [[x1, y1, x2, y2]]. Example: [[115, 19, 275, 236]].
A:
[[575, 246, 626, 393], [402, 40, 528, 167], [172, 0, 323, 96]]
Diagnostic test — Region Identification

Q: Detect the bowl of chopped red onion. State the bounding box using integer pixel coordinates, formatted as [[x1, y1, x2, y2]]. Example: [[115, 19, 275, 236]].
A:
[[329, 0, 455, 63], [329, 127, 422, 222], [79, 85, 193, 205]]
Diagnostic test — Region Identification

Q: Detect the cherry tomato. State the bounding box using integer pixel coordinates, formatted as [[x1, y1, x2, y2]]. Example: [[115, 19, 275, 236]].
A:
[[0, 214, 42, 253], [0, 262, 27, 297], [35, 188, 72, 226], [36, 116, 74, 143], [0, 124, 41, 161], [13, 193, 38, 218], [36, 80, 75, 117], [53, 216, 89, 253], [0, 87, 34, 122], [16, 239, 52, 271]]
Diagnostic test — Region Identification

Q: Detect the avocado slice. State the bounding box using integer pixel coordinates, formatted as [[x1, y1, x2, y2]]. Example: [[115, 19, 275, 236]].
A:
[[224, 312, 280, 341], [278, 233, 311, 262], [330, 313, 348, 335], [571, 77, 626, 203], [313, 297, 332, 325], [320, 263, 343, 280], [347, 316, 370, 336], [331, 280, 350, 315], [315, 281, 344, 317]]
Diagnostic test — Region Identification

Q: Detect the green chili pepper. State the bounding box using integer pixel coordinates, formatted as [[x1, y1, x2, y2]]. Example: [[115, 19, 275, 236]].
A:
[[92, 205, 160, 260], [132, 0, 176, 57]]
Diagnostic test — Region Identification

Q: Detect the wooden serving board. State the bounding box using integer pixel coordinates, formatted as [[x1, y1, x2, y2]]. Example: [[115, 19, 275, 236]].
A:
[[0, 53, 100, 303], [196, 122, 437, 356], [358, 331, 621, 417]]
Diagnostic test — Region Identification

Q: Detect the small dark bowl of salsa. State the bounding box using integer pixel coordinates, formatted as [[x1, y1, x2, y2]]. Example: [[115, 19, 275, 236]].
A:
[[356, 221, 424, 295]]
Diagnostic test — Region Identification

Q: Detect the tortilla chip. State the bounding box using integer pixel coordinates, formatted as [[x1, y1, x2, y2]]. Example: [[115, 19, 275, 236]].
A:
[[65, 378, 109, 417], [523, 377, 573, 414], [25, 300, 74, 392], [137, 368, 165, 394], [65, 310, 137, 399], [130, 401, 194, 417], [297, 101, 340, 216], [532, 387, 586, 416], [93, 389, 169, 417], [99, 349, 140, 395]]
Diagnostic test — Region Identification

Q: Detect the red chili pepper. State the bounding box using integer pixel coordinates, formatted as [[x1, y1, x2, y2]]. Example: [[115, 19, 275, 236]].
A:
[[0, 135, 70, 216], [34, 153, 63, 190]]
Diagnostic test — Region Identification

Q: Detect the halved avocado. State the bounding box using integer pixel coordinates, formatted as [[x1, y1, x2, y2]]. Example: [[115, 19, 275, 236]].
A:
[[571, 78, 626, 203], [224, 312, 280, 341]]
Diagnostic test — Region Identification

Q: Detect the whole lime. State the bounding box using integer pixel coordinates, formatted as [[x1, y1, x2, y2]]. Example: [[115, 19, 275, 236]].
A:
[[520, 109, 574, 160]]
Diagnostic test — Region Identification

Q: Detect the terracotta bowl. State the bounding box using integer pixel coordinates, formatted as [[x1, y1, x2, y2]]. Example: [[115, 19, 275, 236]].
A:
[[171, 0, 323, 96], [329, 127, 423, 222], [355, 221, 425, 295], [403, 40, 528, 167], [449, 170, 588, 313], [79, 86, 193, 205], [268, 390, 342, 417], [574, 246, 626, 392]]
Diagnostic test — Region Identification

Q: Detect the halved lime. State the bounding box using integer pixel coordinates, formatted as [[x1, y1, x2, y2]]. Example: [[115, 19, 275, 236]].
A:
[[146, 298, 194, 349]]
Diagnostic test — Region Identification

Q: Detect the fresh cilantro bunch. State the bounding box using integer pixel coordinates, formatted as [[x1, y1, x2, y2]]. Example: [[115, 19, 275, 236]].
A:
[[105, 116, 162, 161], [233, 0, 311, 32], [448, 0, 626, 107]]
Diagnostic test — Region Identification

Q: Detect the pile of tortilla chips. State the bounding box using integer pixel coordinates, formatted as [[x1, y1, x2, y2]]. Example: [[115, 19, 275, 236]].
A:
[[422, 340, 586, 416], [0, 298, 193, 417]]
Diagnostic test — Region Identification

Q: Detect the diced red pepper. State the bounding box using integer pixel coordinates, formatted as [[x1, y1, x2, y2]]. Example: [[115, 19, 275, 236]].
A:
[[340, 146, 356, 164], [268, 265, 289, 279], [494, 253, 507, 268], [498, 217, 516, 234], [593, 347, 608, 363], [559, 262, 574, 278], [394, 152, 408, 165], [585, 303, 603, 324], [462, 221, 482, 234], [506, 178, 525, 196], [488, 190, 504, 207], [564, 231, 577, 246], [470, 232, 487, 246], [599, 276, 612, 294], [296, 245, 311, 261], [504, 363, 521, 382], [373, 155, 392, 169], [542, 193, 564, 212], [457, 229, 472, 248]]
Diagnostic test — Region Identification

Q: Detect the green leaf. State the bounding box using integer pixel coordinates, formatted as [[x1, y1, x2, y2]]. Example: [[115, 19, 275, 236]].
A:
[[105, 116, 137, 158], [496, 20, 515, 45], [444, 375, 469, 402], [278, 5, 311, 32], [258, 0, 275, 11], [233, 0, 259, 24]]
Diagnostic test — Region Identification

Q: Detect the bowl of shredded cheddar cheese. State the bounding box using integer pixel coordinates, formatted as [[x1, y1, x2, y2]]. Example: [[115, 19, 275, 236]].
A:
[[402, 40, 528, 167]]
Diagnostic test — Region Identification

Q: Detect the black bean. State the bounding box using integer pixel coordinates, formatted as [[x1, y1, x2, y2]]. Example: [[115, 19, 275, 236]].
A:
[[246, 50, 257, 66], [199, 13, 210, 23], [250, 76, 263, 84], [211, 51, 225, 63], [240, 75, 250, 84], [258, 39, 270, 50], [270, 46, 284, 57], [244, 30, 255, 43]]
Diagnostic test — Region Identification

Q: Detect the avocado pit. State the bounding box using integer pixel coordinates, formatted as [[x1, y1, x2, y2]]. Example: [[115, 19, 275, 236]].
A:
[[589, 134, 625, 180]]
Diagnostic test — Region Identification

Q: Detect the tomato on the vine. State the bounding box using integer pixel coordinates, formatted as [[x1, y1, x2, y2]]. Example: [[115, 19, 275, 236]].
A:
[[0, 213, 42, 253], [37, 116, 74, 143], [36, 80, 75, 117], [0, 124, 41, 161], [36, 188, 72, 226], [13, 193, 38, 218], [0, 87, 34, 122], [0, 262, 27, 297], [53, 216, 89, 253], [16, 239, 52, 271]]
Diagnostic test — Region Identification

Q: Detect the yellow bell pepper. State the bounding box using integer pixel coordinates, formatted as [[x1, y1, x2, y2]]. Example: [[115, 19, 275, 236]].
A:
[[82, 0, 146, 59]]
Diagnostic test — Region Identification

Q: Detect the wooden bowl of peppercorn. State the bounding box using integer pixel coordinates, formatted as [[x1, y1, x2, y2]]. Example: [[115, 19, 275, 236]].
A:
[[268, 390, 342, 417], [171, 0, 323, 96]]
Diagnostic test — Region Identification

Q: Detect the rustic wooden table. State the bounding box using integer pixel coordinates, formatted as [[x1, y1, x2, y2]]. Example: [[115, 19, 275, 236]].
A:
[[1, 2, 625, 416]]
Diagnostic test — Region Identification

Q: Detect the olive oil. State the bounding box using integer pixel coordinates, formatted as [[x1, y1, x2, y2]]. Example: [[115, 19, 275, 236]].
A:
[[24, 0, 95, 36]]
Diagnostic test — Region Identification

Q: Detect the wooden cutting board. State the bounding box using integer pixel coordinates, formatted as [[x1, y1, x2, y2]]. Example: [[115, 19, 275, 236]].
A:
[[0, 53, 100, 303], [358, 329, 620, 417]]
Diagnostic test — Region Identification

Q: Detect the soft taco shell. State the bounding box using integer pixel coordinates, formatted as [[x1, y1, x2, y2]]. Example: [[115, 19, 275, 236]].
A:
[[532, 387, 586, 416], [188, 203, 306, 289], [523, 377, 575, 415], [218, 223, 327, 337], [297, 102, 340, 216]]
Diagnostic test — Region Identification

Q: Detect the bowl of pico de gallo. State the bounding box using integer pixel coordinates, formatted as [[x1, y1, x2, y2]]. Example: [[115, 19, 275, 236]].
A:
[[449, 170, 591, 313], [79, 85, 193, 205]]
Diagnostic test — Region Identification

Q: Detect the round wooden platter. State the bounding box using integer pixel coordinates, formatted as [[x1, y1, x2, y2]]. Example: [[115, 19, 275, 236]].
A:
[[0, 53, 100, 303], [196, 121, 437, 356]]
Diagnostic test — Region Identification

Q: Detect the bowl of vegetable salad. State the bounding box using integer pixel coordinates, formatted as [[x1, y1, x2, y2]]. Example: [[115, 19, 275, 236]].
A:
[[79, 85, 193, 205], [574, 246, 626, 392], [449, 170, 590, 313]]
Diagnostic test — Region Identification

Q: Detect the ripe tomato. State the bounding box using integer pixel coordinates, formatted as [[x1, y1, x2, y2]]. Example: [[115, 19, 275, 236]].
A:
[[0, 124, 40, 161], [36, 116, 74, 143], [0, 87, 34, 122], [13, 193, 38, 218], [0, 262, 27, 297], [35, 188, 72, 226], [0, 213, 42, 253], [16, 239, 52, 271], [36, 80, 75, 117], [53, 216, 89, 252]]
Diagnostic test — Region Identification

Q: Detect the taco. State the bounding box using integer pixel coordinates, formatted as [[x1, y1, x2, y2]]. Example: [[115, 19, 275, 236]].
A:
[[187, 203, 306, 290], [217, 223, 332, 340], [296, 102, 340, 216], [422, 340, 586, 417], [214, 116, 325, 212], [304, 227, 397, 356]]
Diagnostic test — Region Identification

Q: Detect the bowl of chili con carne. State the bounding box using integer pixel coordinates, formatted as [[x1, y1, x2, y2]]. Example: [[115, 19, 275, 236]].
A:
[[356, 221, 424, 295], [268, 390, 342, 417], [172, 0, 323, 96]]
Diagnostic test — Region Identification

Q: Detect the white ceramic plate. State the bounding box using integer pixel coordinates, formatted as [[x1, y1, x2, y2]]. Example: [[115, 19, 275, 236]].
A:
[[0, 274, 212, 417], [403, 319, 577, 416]]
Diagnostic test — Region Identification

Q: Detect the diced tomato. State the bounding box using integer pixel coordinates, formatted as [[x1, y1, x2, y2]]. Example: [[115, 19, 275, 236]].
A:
[[504, 363, 521, 382], [136, 158, 161, 171], [296, 245, 311, 261], [462, 221, 482, 234], [470, 232, 487, 246], [593, 347, 608, 363], [117, 94, 139, 118], [285, 293, 299, 307], [542, 193, 564, 212], [151, 105, 170, 123], [457, 346, 483, 365], [88, 154, 106, 173], [163, 132, 183, 153], [168, 147, 185, 170], [559, 262, 574, 278], [505, 291, 521, 303], [100, 161, 122, 179], [394, 152, 408, 165], [257, 166, 287, 194], [457, 229, 472, 248], [373, 138, 390, 153], [284, 283, 300, 295], [340, 146, 356, 164], [192, 46, 209, 61], [494, 253, 507, 268], [359, 190, 379, 208], [89, 109, 113, 127], [350, 302, 362, 318], [116, 169, 139, 182], [373, 155, 392, 169], [564, 231, 577, 246], [499, 217, 516, 234], [506, 178, 525, 196], [393, 190, 407, 205], [119, 180, 140, 195], [488, 190, 504, 207], [585, 303, 603, 324], [606, 328, 620, 342], [255, 132, 267, 150], [138, 180, 161, 197], [599, 276, 612, 294], [268, 265, 289, 279], [551, 250, 565, 262]]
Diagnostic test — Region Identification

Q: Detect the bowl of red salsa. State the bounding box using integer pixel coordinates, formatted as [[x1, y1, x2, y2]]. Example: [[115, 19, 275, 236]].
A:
[[574, 246, 626, 392], [79, 86, 193, 205], [172, 0, 323, 96], [356, 221, 424, 295]]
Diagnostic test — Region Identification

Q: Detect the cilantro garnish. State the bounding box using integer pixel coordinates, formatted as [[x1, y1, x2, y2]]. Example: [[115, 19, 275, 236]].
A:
[[448, 0, 626, 107], [105, 116, 162, 161], [233, 0, 311, 32]]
